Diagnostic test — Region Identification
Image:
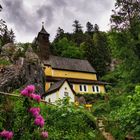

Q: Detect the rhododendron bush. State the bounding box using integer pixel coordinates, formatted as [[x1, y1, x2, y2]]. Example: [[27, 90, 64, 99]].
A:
[[0, 85, 48, 140], [0, 85, 98, 140]]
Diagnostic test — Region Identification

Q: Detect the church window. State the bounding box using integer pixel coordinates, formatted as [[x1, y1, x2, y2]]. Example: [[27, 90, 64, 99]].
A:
[[92, 85, 100, 93], [84, 85, 87, 91], [79, 85, 87, 92], [96, 86, 99, 92], [79, 85, 82, 91], [92, 85, 95, 92]]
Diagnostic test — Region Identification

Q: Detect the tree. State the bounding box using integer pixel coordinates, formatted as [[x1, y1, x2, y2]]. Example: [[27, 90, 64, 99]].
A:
[[0, 4, 15, 46], [55, 27, 64, 39], [52, 37, 84, 59], [94, 24, 99, 33], [0, 4, 2, 12], [72, 20, 83, 33], [9, 29, 15, 43], [92, 32, 111, 77], [86, 22, 94, 34], [109, 0, 140, 85], [110, 0, 140, 32]]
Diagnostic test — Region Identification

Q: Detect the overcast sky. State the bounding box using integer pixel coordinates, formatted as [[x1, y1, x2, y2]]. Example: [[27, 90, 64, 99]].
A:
[[1, 0, 115, 43]]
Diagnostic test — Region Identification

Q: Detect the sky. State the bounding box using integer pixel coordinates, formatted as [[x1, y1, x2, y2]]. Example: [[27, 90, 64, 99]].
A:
[[1, 0, 115, 43]]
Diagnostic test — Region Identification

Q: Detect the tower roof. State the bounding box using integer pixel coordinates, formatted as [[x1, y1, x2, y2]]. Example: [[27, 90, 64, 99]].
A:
[[39, 22, 49, 35]]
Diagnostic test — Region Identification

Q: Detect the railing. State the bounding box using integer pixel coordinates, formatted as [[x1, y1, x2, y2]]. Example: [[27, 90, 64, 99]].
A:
[[0, 91, 53, 105]]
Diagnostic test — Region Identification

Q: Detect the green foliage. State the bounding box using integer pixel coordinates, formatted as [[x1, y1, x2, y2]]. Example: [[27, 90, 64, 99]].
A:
[[52, 37, 84, 59], [40, 98, 98, 140], [0, 94, 106, 140], [76, 93, 105, 103], [0, 22, 15, 46], [91, 86, 140, 139], [107, 0, 140, 89], [86, 22, 94, 36], [108, 86, 140, 139], [91, 31, 111, 76], [0, 58, 11, 66], [0, 93, 46, 140], [0, 5, 15, 46], [15, 43, 31, 57], [72, 20, 83, 34]]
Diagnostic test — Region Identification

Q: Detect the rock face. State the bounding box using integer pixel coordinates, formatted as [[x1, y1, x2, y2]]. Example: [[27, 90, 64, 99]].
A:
[[0, 46, 45, 95], [0, 64, 26, 92], [24, 47, 45, 94]]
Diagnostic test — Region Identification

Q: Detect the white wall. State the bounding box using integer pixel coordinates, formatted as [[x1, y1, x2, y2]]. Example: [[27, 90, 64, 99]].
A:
[[58, 81, 75, 102], [44, 81, 75, 103], [45, 92, 57, 103]]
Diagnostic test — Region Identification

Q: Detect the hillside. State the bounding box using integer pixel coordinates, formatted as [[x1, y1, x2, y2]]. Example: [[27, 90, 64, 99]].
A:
[[0, 0, 140, 140]]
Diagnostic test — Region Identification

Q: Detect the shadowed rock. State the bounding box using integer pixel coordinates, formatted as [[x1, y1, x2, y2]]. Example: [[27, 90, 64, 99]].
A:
[[0, 46, 45, 94]]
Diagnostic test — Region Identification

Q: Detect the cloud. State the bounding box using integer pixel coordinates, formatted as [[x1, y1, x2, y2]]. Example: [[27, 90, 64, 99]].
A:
[[1, 0, 115, 42], [2, 0, 37, 32]]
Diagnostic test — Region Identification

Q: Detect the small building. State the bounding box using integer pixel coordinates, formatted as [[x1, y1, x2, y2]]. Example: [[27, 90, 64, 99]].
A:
[[35, 24, 108, 103], [42, 79, 75, 103]]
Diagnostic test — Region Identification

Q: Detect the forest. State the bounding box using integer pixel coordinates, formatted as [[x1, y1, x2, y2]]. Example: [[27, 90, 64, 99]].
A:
[[0, 0, 140, 139]]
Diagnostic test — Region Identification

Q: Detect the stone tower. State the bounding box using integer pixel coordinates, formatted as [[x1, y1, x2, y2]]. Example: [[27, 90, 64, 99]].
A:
[[36, 23, 50, 59]]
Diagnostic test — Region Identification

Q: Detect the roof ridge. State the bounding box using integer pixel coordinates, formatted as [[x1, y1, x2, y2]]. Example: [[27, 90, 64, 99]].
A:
[[50, 55, 88, 61]]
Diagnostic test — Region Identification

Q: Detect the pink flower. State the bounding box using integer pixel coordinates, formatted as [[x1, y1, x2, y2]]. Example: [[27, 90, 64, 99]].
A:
[[21, 88, 28, 96], [26, 85, 35, 93], [34, 95, 41, 102], [21, 85, 35, 97], [29, 107, 40, 117], [31, 94, 41, 103], [0, 130, 13, 140], [41, 131, 48, 139], [30, 93, 36, 98], [34, 115, 44, 128]]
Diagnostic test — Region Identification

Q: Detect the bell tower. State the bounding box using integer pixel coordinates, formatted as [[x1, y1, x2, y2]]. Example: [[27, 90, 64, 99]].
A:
[[36, 22, 50, 59]]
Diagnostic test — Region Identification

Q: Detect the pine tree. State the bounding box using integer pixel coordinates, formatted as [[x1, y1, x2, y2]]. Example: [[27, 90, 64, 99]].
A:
[[109, 0, 140, 84], [0, 4, 15, 46], [0, 4, 2, 12], [72, 20, 83, 33], [55, 27, 64, 38], [9, 29, 15, 43], [94, 24, 99, 33], [111, 0, 140, 32], [1, 26, 10, 45], [86, 22, 94, 33]]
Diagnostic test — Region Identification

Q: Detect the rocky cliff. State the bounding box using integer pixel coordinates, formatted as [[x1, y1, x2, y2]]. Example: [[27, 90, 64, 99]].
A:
[[0, 43, 45, 94]]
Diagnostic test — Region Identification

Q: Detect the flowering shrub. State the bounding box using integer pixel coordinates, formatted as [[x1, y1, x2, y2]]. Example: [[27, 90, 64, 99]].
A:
[[21, 85, 35, 96], [41, 131, 48, 139], [20, 85, 47, 137], [34, 115, 45, 128], [0, 85, 48, 140], [31, 94, 41, 102], [29, 107, 40, 117], [0, 130, 13, 140], [21, 85, 41, 102]]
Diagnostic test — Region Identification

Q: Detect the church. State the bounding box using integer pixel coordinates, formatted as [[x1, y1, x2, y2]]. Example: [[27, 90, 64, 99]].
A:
[[35, 24, 107, 103]]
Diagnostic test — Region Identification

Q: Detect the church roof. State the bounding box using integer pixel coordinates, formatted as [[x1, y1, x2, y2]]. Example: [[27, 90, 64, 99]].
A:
[[43, 55, 96, 73], [45, 79, 65, 94], [42, 79, 76, 96]]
